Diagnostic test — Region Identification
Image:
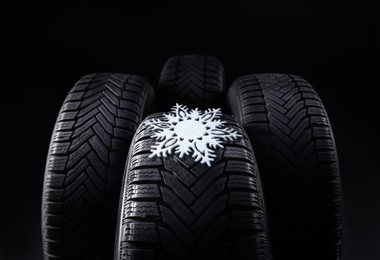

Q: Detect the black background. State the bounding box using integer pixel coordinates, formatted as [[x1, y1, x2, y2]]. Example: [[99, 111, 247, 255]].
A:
[[2, 1, 379, 259]]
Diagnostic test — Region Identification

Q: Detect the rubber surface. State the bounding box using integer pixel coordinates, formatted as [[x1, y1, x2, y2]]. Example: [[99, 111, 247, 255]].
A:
[[227, 74, 342, 259], [42, 73, 155, 259], [114, 113, 271, 260], [157, 55, 225, 111]]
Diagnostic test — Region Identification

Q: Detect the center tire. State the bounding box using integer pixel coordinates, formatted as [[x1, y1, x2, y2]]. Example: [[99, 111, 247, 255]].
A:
[[114, 113, 272, 260]]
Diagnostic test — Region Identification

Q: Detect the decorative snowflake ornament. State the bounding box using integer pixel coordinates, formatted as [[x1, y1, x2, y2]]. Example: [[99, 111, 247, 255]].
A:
[[144, 104, 241, 166]]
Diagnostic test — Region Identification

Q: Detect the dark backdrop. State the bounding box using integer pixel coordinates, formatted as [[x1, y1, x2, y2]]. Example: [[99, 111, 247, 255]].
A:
[[2, 1, 379, 259]]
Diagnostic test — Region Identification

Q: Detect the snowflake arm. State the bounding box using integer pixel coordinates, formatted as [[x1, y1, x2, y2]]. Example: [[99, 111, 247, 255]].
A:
[[204, 119, 227, 130], [188, 108, 201, 120], [144, 119, 170, 130], [211, 128, 241, 141], [172, 103, 189, 119], [203, 134, 224, 149], [149, 137, 178, 158], [201, 108, 222, 121], [175, 140, 192, 158], [151, 128, 175, 140], [192, 140, 217, 167]]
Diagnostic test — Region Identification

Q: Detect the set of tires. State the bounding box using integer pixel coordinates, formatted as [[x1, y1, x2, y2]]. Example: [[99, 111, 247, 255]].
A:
[[42, 55, 342, 260]]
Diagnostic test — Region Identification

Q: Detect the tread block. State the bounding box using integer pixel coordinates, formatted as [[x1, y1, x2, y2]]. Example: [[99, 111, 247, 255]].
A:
[[47, 156, 68, 171], [230, 211, 265, 231], [119, 249, 156, 260], [227, 175, 259, 191], [121, 222, 158, 243], [228, 191, 263, 209], [128, 169, 161, 183], [124, 201, 159, 219], [127, 184, 161, 199]]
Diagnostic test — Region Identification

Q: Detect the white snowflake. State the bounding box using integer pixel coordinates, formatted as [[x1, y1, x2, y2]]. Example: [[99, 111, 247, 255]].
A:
[[144, 104, 241, 166]]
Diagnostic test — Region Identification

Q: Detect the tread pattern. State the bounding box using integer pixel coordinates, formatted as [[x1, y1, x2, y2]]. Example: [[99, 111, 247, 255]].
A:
[[115, 114, 271, 260], [42, 73, 155, 259], [227, 74, 342, 260], [157, 55, 225, 111]]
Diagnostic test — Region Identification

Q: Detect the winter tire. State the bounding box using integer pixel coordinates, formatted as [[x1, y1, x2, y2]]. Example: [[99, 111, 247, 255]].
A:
[[157, 55, 225, 111], [114, 106, 271, 260], [227, 74, 343, 260], [42, 73, 155, 259]]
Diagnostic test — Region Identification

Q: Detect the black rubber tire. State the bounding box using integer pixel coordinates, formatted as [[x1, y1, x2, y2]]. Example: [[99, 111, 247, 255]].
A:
[[42, 73, 155, 259], [227, 74, 343, 260], [114, 113, 271, 260], [157, 55, 225, 111]]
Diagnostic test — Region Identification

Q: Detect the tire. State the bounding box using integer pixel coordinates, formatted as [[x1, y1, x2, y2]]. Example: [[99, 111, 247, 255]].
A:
[[157, 55, 225, 111], [227, 74, 343, 259], [42, 73, 155, 259], [114, 111, 271, 260]]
